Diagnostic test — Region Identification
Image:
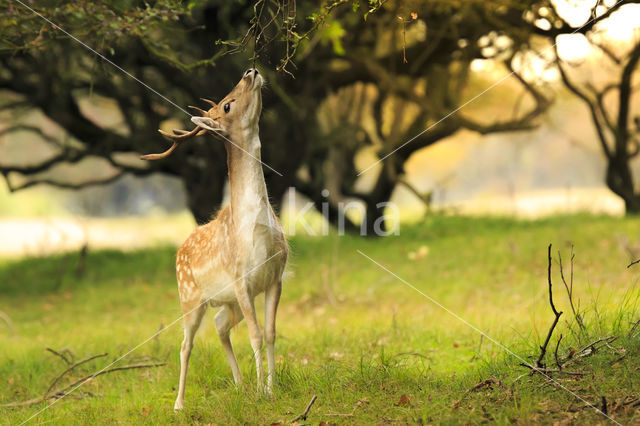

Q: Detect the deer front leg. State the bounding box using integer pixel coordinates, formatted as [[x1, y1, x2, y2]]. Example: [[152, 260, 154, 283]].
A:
[[215, 304, 244, 385], [264, 280, 282, 393], [234, 278, 264, 391]]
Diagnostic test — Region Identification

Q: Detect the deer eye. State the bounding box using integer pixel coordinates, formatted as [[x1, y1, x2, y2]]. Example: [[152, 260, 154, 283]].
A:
[[224, 102, 231, 113]]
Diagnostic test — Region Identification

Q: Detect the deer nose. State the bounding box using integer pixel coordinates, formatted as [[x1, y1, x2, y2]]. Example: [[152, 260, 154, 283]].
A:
[[244, 68, 258, 76]]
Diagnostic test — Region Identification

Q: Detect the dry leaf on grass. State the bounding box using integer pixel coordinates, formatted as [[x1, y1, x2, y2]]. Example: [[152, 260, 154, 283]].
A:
[[395, 394, 410, 407]]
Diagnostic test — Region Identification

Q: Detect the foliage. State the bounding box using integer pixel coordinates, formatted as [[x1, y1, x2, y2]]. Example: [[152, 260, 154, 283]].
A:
[[0, 0, 638, 230], [1, 1, 186, 53]]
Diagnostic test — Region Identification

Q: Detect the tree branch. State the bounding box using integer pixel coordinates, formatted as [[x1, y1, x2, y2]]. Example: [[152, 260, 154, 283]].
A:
[[7, 170, 125, 192], [555, 45, 613, 158], [457, 59, 551, 134], [0, 124, 63, 146], [0, 151, 84, 178], [537, 0, 640, 38], [617, 40, 640, 150]]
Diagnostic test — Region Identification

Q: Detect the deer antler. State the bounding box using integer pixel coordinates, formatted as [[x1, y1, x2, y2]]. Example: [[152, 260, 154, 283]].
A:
[[140, 125, 202, 160], [140, 98, 218, 160], [188, 105, 208, 116], [200, 98, 217, 108]]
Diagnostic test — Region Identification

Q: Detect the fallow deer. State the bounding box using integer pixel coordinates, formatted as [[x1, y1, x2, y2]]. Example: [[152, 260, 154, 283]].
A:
[[141, 69, 288, 410]]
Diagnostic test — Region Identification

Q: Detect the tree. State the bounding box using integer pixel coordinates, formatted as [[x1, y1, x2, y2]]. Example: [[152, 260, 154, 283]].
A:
[[290, 0, 550, 232], [0, 0, 300, 224], [519, 0, 640, 213], [1, 0, 555, 232]]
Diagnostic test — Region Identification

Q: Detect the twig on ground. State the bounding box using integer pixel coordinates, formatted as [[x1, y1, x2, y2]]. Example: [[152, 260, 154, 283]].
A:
[[558, 246, 584, 331], [554, 334, 563, 370], [511, 372, 530, 385], [1, 358, 165, 407], [604, 340, 625, 355], [46, 347, 73, 365], [326, 397, 369, 417], [536, 244, 563, 369], [291, 395, 317, 423], [471, 379, 507, 391], [576, 336, 616, 357], [49, 362, 166, 398], [325, 411, 356, 417], [0, 396, 47, 408], [519, 363, 586, 376], [627, 258, 640, 268], [453, 379, 507, 408], [45, 353, 108, 397], [559, 336, 617, 369]]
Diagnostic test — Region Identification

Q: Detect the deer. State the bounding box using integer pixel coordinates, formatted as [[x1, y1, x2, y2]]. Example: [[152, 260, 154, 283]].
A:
[[140, 68, 288, 410]]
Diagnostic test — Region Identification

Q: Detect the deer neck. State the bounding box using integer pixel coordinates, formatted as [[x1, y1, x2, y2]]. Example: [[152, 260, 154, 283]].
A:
[[225, 126, 269, 227]]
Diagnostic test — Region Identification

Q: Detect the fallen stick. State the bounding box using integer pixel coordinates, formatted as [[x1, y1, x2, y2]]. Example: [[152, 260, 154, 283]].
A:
[[325, 397, 370, 417], [536, 244, 563, 369], [627, 258, 640, 268], [1, 362, 165, 407], [49, 362, 167, 398], [45, 353, 109, 397], [554, 334, 563, 370], [519, 364, 586, 376], [46, 347, 74, 365], [291, 395, 317, 423]]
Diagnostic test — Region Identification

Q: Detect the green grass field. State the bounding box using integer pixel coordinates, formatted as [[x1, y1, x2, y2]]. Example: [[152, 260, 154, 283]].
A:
[[1, 215, 640, 424]]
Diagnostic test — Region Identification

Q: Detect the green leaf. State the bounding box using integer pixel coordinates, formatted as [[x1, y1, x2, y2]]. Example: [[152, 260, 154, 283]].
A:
[[332, 38, 345, 55], [324, 21, 345, 41]]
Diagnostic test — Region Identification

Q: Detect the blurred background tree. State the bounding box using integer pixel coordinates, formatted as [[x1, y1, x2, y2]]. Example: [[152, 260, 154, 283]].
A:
[[0, 0, 639, 232], [533, 1, 640, 212]]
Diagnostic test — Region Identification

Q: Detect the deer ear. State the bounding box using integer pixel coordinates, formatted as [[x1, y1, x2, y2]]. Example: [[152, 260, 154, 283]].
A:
[[191, 116, 226, 134]]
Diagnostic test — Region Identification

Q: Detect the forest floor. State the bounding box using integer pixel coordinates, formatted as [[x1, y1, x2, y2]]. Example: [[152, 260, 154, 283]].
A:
[[1, 214, 639, 424]]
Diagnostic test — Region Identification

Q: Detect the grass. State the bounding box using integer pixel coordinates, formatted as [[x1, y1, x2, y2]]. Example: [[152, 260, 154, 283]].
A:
[[1, 214, 640, 424]]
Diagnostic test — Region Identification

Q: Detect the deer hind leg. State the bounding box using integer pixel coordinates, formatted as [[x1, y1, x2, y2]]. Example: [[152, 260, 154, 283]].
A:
[[214, 303, 244, 385], [264, 280, 282, 393], [174, 259, 205, 411], [234, 278, 264, 391], [174, 300, 206, 411]]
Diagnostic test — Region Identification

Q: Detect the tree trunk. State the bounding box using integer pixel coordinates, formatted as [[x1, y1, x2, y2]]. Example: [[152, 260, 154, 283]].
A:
[[605, 157, 640, 214], [360, 163, 398, 237], [181, 163, 226, 225], [624, 197, 640, 214]]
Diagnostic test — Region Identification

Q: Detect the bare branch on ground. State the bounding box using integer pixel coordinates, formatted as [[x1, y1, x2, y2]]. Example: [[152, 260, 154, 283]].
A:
[[45, 353, 109, 396], [291, 394, 317, 423], [558, 246, 584, 331], [1, 350, 165, 408], [536, 244, 563, 369], [45, 347, 73, 365]]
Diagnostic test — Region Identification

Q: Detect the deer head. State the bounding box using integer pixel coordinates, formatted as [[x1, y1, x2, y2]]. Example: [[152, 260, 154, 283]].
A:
[[140, 69, 264, 160]]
